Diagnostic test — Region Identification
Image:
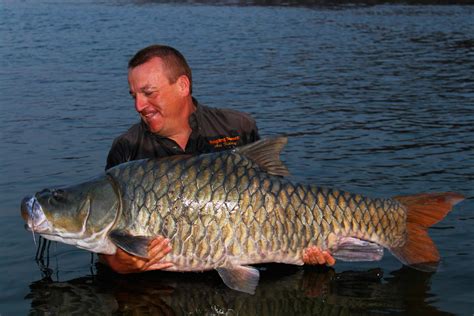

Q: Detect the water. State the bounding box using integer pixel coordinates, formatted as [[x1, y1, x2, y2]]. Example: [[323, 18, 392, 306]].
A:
[[1, 0, 473, 314]]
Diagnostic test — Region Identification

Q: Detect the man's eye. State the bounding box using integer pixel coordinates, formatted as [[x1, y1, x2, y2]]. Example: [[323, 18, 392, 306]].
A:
[[144, 91, 154, 97]]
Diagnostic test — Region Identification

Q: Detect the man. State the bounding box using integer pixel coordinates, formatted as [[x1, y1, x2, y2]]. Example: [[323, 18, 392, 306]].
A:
[[101, 45, 335, 273]]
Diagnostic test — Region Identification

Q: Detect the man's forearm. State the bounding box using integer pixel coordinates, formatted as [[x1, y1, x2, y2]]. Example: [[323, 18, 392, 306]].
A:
[[98, 236, 173, 274]]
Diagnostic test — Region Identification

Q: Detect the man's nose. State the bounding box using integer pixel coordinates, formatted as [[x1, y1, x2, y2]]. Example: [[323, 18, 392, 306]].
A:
[[134, 94, 147, 112]]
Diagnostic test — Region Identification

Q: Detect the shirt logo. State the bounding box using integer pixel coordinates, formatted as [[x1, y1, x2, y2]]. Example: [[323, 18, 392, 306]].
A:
[[208, 136, 240, 149]]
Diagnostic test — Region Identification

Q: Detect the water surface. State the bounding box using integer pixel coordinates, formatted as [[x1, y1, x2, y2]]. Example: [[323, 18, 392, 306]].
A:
[[0, 1, 473, 315]]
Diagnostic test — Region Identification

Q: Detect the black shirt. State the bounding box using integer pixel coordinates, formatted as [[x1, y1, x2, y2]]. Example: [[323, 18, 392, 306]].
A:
[[106, 100, 260, 170]]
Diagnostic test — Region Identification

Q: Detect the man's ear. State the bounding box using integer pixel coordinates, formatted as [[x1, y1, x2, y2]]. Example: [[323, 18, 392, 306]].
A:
[[177, 75, 191, 96]]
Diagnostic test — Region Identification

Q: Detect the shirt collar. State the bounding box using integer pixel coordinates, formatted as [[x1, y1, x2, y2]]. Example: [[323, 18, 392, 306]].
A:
[[188, 97, 201, 132]]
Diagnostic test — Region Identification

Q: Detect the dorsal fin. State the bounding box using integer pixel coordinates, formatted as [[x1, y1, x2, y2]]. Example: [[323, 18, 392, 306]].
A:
[[236, 137, 290, 177]]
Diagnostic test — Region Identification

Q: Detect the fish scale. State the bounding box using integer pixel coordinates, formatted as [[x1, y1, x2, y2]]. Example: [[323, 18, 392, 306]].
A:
[[107, 147, 406, 271]]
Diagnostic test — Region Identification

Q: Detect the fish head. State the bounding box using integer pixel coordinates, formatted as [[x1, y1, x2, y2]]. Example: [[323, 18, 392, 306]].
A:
[[21, 175, 120, 253]]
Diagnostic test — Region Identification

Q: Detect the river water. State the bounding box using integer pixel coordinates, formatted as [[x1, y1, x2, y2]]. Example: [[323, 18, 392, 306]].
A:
[[1, 0, 473, 315]]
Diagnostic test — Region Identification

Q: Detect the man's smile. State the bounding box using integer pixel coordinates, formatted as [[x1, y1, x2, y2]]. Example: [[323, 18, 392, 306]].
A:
[[141, 109, 161, 120]]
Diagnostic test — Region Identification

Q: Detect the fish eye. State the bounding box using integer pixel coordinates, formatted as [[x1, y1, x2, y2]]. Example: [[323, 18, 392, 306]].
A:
[[52, 189, 66, 202]]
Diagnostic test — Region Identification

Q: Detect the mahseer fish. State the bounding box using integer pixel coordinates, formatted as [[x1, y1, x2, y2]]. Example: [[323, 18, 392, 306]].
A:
[[21, 137, 464, 294]]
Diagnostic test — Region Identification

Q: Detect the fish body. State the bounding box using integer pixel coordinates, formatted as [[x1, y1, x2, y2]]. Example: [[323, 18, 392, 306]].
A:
[[21, 137, 464, 294], [108, 145, 404, 270]]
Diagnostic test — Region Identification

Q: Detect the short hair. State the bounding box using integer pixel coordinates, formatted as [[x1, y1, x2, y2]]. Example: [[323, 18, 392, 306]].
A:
[[128, 45, 193, 93]]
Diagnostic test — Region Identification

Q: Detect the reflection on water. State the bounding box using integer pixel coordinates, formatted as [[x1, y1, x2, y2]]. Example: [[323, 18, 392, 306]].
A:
[[27, 264, 451, 315]]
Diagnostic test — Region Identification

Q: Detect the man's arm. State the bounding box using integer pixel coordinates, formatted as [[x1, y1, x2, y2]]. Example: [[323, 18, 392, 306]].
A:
[[99, 236, 173, 273], [247, 118, 260, 142], [240, 113, 260, 144], [105, 137, 131, 170]]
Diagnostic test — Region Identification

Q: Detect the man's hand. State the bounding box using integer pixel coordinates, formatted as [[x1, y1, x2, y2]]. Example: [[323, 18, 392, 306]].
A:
[[303, 247, 336, 266], [99, 236, 173, 274]]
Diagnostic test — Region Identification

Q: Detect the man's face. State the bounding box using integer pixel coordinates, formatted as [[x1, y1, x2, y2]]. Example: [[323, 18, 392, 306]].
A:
[[128, 57, 184, 135]]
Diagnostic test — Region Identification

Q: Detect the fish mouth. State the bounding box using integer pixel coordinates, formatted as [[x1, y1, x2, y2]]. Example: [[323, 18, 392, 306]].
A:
[[21, 196, 50, 233]]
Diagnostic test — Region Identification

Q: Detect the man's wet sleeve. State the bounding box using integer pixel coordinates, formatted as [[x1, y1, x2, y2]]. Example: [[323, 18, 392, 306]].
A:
[[105, 138, 129, 170], [241, 114, 260, 144]]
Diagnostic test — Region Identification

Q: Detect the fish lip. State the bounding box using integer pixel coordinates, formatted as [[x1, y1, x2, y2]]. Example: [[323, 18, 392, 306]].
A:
[[21, 196, 50, 233], [23, 221, 50, 234], [21, 195, 33, 222]]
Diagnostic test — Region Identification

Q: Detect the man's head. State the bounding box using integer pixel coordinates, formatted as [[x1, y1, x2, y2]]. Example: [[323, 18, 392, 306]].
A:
[[128, 45, 192, 94], [128, 45, 194, 136]]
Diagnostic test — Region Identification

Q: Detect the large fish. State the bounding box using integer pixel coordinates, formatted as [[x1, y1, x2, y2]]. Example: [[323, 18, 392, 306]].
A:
[[21, 137, 464, 294]]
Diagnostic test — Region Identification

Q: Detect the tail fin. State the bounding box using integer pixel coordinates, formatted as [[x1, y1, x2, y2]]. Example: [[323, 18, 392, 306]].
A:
[[390, 192, 464, 272]]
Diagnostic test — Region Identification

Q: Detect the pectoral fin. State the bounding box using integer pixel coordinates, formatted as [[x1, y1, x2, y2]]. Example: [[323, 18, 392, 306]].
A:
[[216, 265, 260, 295], [109, 229, 152, 258], [330, 237, 384, 262]]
